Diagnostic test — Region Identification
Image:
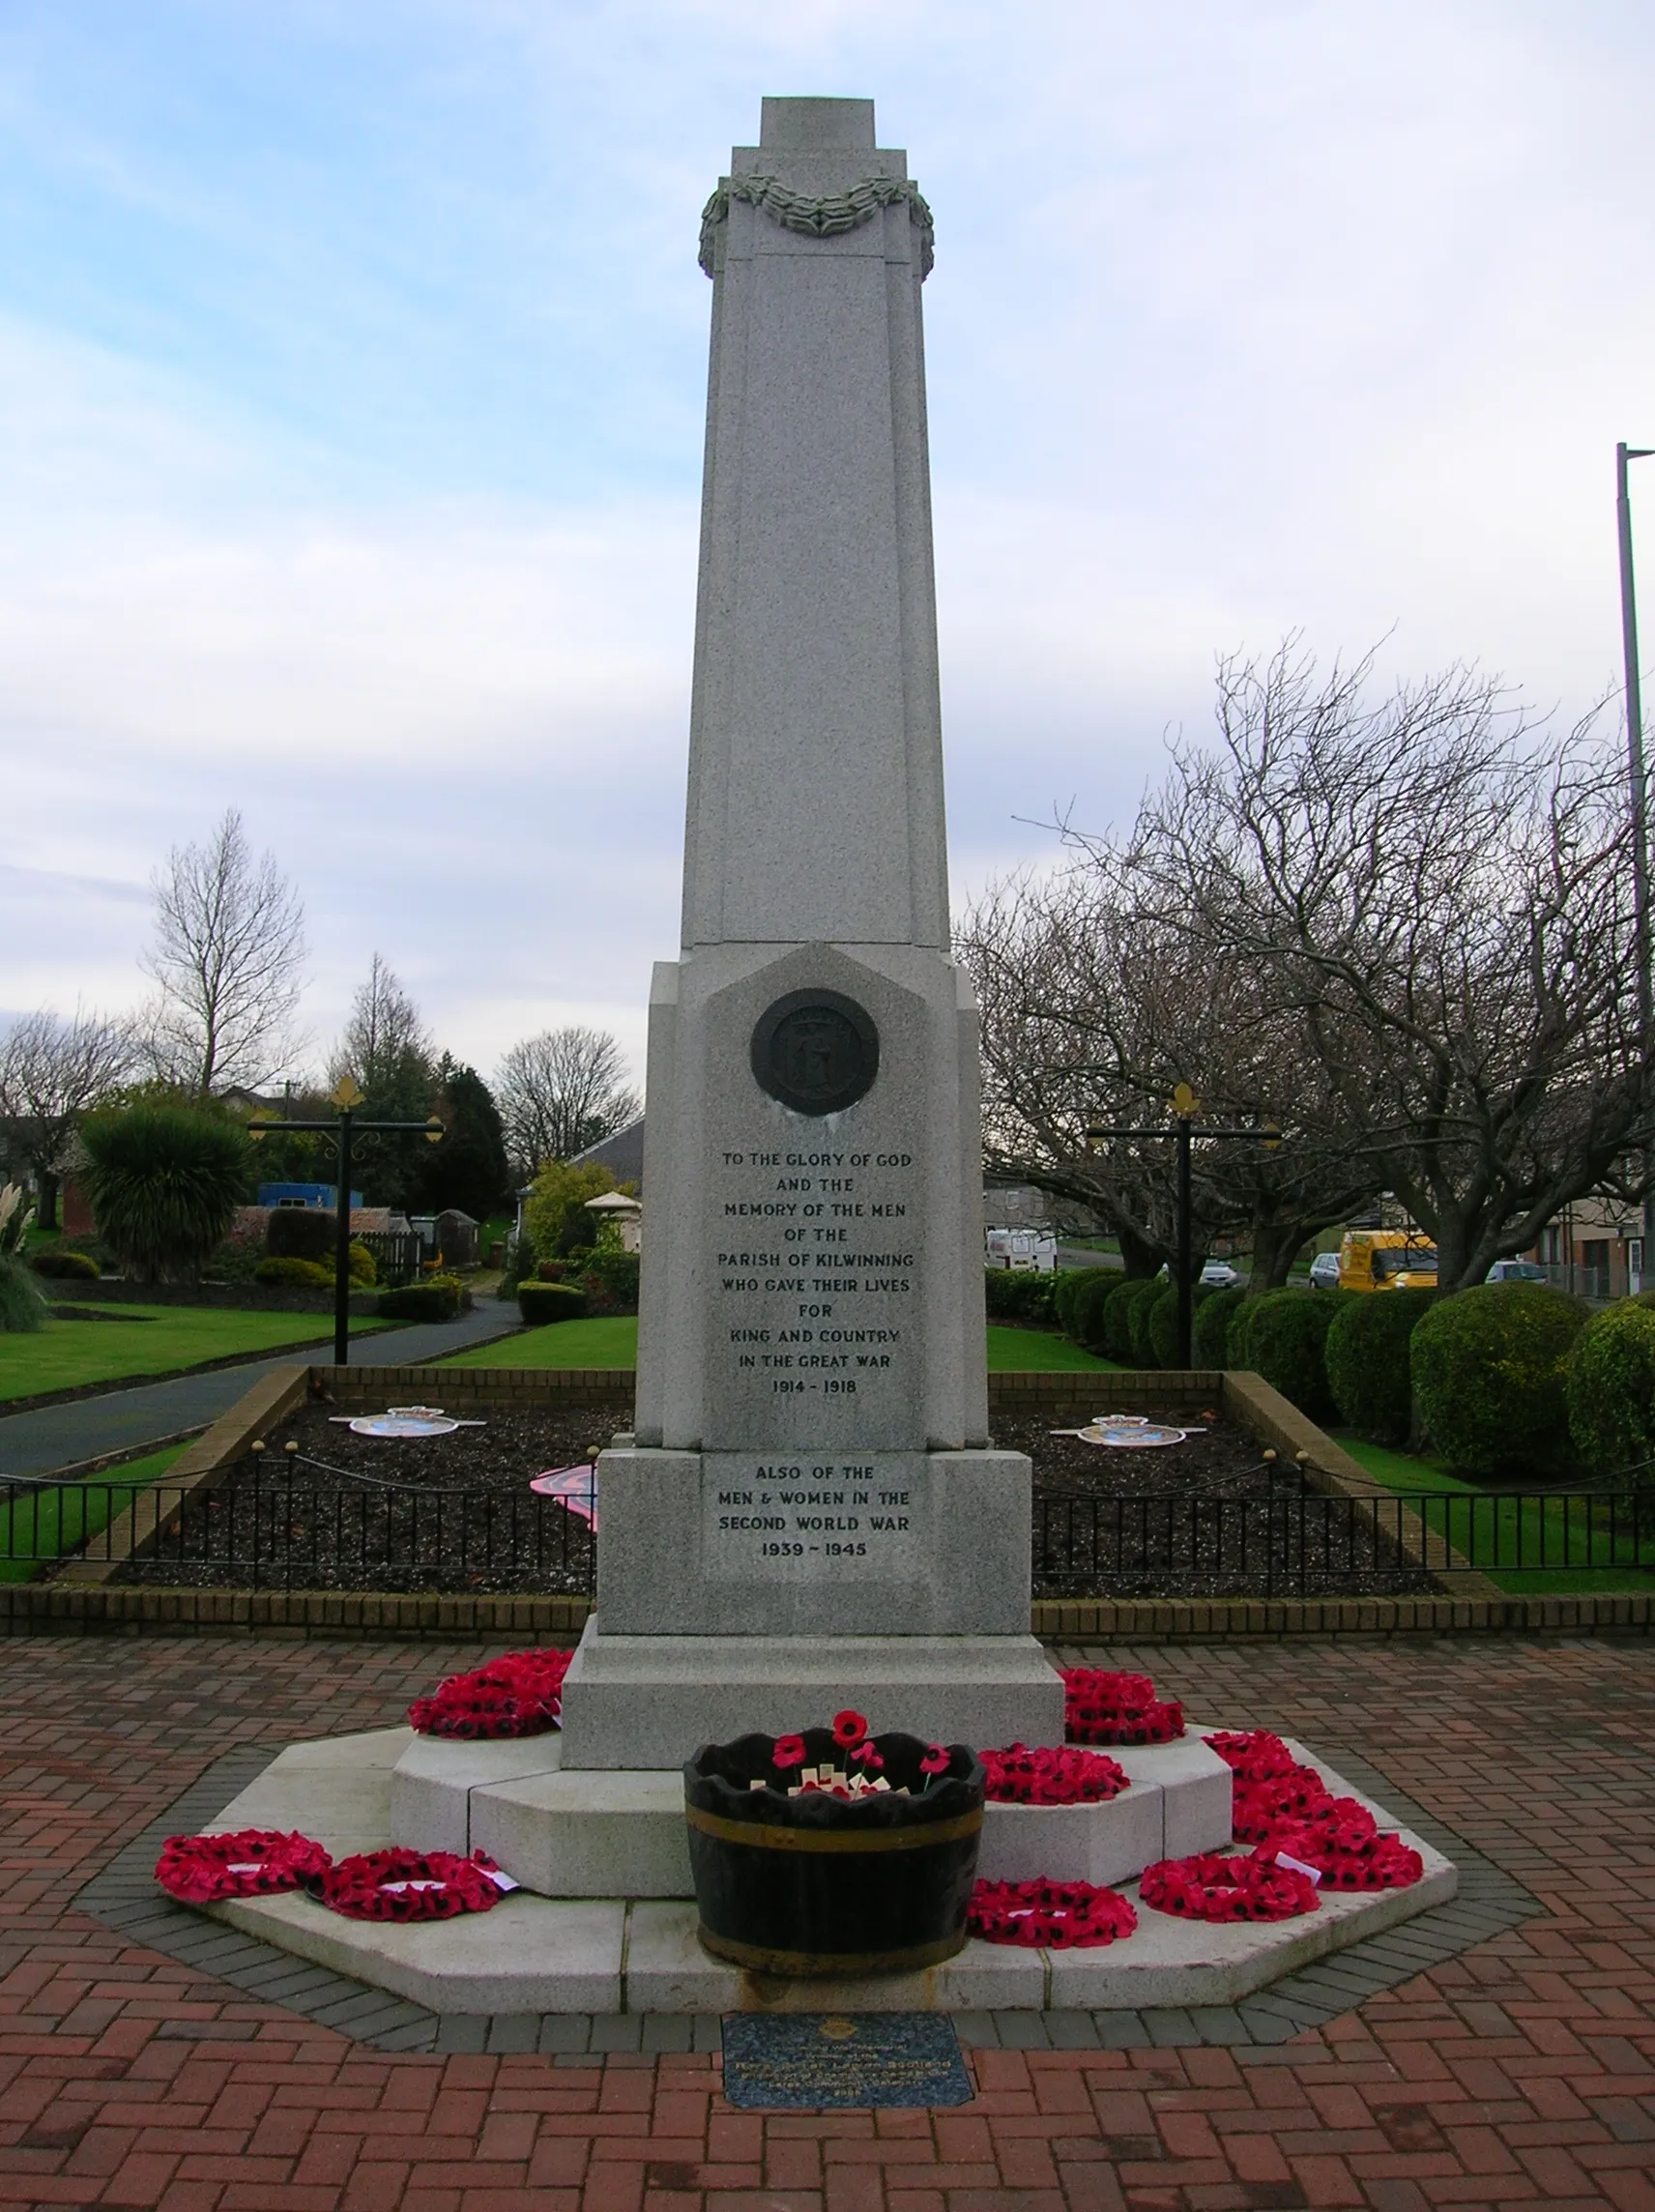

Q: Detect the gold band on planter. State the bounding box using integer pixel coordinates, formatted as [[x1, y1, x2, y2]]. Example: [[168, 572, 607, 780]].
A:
[[684, 1805, 982, 1854], [697, 1923, 968, 1976]]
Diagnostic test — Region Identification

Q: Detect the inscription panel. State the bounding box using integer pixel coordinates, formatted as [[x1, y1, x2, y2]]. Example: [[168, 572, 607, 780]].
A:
[[701, 1450, 925, 1586], [707, 1139, 923, 1451]]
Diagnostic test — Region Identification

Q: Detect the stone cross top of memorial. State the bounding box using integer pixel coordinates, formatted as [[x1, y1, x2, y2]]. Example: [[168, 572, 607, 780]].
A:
[[558, 99, 1062, 1768]]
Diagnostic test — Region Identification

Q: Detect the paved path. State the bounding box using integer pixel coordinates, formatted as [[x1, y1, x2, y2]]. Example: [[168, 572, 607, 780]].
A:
[[1, 1633, 1651, 2209], [0, 1298, 521, 1479]]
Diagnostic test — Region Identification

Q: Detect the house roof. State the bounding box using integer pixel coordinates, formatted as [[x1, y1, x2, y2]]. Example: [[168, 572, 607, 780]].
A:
[[569, 1116, 645, 1188]]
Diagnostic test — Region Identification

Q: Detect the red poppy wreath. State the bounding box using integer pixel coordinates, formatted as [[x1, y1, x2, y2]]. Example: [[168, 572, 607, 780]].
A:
[[407, 1647, 572, 1739], [312, 1848, 510, 1921], [1139, 1848, 1321, 1923], [155, 1829, 332, 1905], [1062, 1668, 1184, 1746], [1205, 1731, 1424, 1891], [969, 1877, 1138, 1948], [979, 1743, 1130, 1805]]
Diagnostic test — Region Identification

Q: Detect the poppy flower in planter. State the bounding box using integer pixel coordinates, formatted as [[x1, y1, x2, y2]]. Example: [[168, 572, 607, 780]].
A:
[[771, 1734, 807, 1770], [831, 1709, 868, 1749], [919, 1744, 950, 1775], [851, 1742, 885, 1770]]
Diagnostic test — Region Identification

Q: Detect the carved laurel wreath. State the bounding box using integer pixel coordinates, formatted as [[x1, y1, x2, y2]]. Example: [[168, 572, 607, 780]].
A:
[[699, 172, 935, 279]]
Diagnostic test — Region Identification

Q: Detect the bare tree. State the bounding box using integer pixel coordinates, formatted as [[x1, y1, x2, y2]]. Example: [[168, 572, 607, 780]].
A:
[[1115, 642, 1649, 1288], [0, 1008, 136, 1228], [495, 1027, 639, 1175], [328, 954, 434, 1114], [141, 809, 306, 1095], [960, 868, 1375, 1284]]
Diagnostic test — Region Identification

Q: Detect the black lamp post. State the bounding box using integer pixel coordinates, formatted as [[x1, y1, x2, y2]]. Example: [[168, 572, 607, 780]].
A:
[[1619, 441, 1655, 1284], [1088, 1085, 1281, 1366], [248, 1075, 443, 1364]]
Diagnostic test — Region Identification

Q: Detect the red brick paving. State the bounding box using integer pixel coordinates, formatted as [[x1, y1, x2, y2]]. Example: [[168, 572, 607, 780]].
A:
[[2, 1634, 1652, 2210]]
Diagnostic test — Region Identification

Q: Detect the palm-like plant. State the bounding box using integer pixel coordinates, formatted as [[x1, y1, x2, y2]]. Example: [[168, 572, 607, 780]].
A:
[[0, 1182, 45, 1331], [80, 1109, 251, 1282]]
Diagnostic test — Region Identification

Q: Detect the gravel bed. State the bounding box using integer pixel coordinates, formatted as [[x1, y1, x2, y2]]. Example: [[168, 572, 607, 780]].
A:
[[111, 1396, 1432, 1598]]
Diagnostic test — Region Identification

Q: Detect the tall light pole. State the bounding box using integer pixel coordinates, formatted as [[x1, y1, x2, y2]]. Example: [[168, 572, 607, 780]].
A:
[[1618, 442, 1655, 1282], [248, 1076, 443, 1365]]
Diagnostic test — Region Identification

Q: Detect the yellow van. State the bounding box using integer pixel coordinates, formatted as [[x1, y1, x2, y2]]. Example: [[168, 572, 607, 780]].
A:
[[1337, 1230, 1439, 1293]]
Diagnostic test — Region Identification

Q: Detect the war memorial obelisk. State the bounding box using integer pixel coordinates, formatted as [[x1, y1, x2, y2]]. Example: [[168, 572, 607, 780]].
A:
[[559, 97, 1063, 1766]]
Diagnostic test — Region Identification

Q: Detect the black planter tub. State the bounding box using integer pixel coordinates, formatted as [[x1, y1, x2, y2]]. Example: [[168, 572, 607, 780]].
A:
[[683, 1728, 985, 1977]]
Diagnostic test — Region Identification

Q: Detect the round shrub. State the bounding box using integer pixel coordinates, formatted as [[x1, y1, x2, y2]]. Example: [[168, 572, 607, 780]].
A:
[[1193, 1285, 1246, 1368], [1103, 1278, 1155, 1362], [266, 1207, 336, 1263], [1070, 1272, 1121, 1353], [346, 1238, 375, 1286], [1054, 1266, 1109, 1338], [518, 1280, 588, 1325], [377, 1278, 465, 1322], [1324, 1289, 1437, 1441], [80, 1107, 251, 1282], [984, 1266, 1057, 1323], [1234, 1287, 1342, 1419], [1567, 1296, 1655, 1481], [31, 1247, 100, 1279], [581, 1248, 640, 1316], [1110, 1278, 1164, 1366], [1411, 1281, 1588, 1477], [254, 1256, 333, 1289], [1147, 1280, 1213, 1368]]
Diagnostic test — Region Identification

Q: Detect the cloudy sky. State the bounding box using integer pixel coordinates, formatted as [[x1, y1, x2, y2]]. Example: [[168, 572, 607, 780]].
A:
[[3, 1, 1651, 1084]]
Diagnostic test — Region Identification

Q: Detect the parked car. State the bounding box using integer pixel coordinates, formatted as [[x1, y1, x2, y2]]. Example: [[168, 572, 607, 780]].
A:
[[1485, 1259, 1547, 1283], [1308, 1251, 1341, 1290], [1200, 1260, 1239, 1288]]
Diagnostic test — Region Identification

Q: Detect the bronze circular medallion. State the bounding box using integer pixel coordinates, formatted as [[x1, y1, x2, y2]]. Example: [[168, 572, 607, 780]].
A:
[[750, 990, 879, 1117]]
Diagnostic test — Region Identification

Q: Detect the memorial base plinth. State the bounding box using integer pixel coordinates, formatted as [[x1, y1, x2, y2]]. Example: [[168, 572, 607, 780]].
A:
[[555, 1619, 1064, 1771]]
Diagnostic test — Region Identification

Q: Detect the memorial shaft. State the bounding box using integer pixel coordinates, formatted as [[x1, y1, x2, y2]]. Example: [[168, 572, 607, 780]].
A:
[[559, 100, 1057, 1763]]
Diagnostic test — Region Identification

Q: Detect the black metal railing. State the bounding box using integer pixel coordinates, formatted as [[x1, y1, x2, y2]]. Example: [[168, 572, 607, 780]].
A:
[[1031, 1483, 1655, 1595], [3, 1466, 1653, 1596]]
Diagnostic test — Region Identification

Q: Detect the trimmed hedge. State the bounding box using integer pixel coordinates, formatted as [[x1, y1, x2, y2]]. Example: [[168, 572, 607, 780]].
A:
[[377, 1278, 465, 1322], [267, 1208, 336, 1263], [1147, 1280, 1213, 1368], [1567, 1294, 1655, 1481], [254, 1255, 333, 1289], [1411, 1281, 1588, 1477], [1193, 1285, 1246, 1368], [31, 1248, 100, 1279], [983, 1266, 1057, 1322], [1232, 1287, 1342, 1419], [518, 1280, 588, 1325], [1323, 1289, 1437, 1441]]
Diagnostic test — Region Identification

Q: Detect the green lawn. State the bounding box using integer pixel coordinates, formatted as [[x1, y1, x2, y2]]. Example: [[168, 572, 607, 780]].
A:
[[0, 1440, 190, 1582], [1339, 1435, 1655, 1592], [0, 1306, 388, 1402], [986, 1326, 1118, 1372], [442, 1317, 1118, 1374], [443, 1315, 641, 1369]]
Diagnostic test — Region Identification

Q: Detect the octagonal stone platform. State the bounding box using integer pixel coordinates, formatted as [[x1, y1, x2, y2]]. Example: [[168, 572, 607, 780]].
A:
[[192, 1725, 1453, 2013], [389, 1729, 1234, 1897]]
